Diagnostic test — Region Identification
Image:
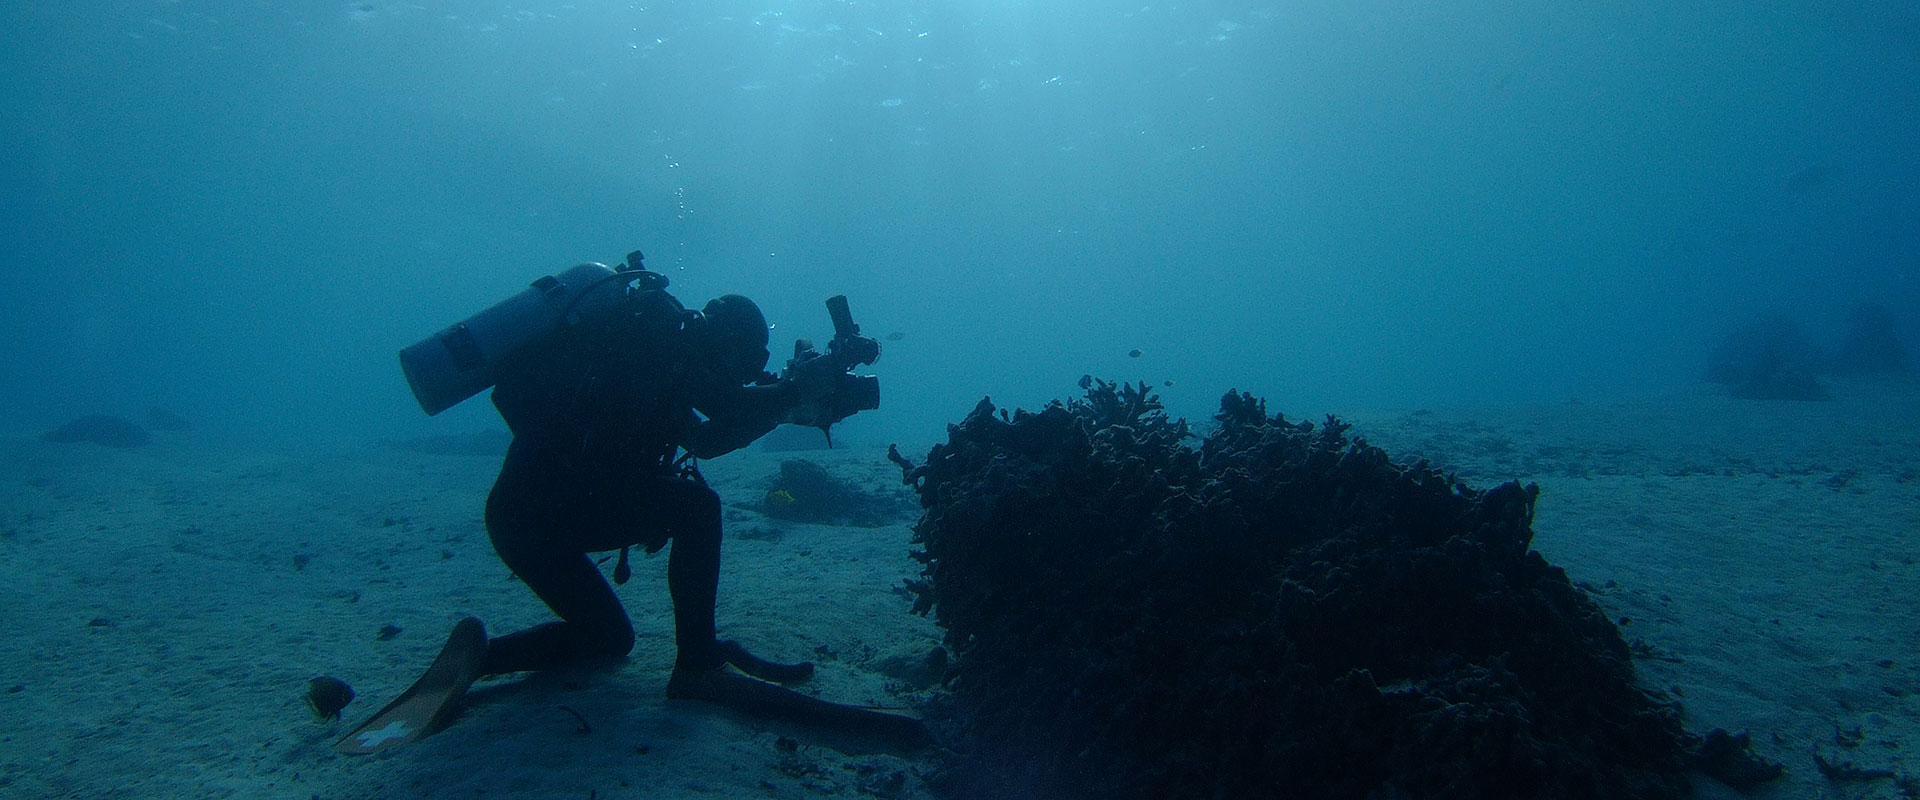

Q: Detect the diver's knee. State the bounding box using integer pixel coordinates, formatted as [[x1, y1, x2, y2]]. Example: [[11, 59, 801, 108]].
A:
[[570, 614, 635, 659], [593, 624, 636, 659]]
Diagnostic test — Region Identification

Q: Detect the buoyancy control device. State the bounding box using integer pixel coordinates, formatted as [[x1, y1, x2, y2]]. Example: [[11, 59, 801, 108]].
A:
[[398, 257, 659, 416]]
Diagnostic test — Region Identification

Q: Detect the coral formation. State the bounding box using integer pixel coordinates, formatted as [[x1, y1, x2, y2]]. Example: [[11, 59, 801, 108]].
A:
[[897, 378, 1698, 799], [759, 458, 905, 527]]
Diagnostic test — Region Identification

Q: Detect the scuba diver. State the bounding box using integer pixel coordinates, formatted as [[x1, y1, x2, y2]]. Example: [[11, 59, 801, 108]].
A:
[[343, 252, 913, 755]]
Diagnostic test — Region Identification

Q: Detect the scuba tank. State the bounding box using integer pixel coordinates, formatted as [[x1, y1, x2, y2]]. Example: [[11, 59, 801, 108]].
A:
[[399, 261, 644, 416]]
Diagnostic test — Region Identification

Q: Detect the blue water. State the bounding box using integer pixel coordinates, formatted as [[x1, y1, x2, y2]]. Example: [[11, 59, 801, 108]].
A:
[[4, 2, 1915, 446]]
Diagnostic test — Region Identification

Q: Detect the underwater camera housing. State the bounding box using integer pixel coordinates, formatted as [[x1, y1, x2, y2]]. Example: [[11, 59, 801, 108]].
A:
[[784, 295, 881, 440]]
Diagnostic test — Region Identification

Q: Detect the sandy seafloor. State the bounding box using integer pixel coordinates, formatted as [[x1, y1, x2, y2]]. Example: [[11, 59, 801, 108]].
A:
[[2, 376, 1917, 800]]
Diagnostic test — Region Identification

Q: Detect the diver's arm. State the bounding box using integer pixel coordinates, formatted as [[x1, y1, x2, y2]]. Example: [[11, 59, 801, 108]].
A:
[[684, 382, 800, 459]]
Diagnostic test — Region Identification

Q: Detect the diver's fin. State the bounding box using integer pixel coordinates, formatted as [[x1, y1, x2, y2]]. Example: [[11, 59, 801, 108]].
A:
[[718, 639, 814, 683], [334, 617, 487, 755], [667, 667, 930, 750]]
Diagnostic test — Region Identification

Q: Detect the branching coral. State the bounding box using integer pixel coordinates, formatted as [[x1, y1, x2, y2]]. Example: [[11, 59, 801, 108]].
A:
[[899, 379, 1695, 799]]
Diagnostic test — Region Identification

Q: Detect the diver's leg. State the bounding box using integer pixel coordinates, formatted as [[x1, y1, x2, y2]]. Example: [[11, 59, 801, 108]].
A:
[[656, 478, 725, 671], [479, 552, 635, 674], [480, 442, 635, 675], [629, 476, 814, 681], [637, 479, 917, 746]]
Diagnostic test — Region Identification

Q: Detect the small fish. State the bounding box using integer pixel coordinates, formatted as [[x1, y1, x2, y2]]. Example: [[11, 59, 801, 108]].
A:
[[885, 331, 905, 342], [1128, 348, 1143, 358], [307, 676, 355, 721]]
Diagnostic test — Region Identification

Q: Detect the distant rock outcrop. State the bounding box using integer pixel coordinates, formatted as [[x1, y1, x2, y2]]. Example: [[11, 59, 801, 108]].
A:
[[41, 415, 150, 448], [1828, 302, 1913, 374], [1704, 303, 1914, 400], [1703, 313, 1828, 400]]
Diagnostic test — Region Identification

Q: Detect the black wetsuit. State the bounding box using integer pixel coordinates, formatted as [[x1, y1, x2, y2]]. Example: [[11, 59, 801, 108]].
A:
[[480, 292, 793, 676]]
